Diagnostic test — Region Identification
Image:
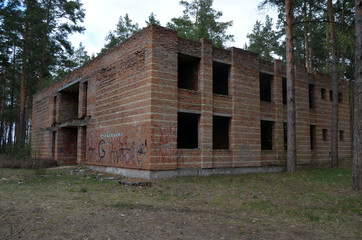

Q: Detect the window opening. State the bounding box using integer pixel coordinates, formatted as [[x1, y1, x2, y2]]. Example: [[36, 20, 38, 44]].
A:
[[282, 78, 287, 105], [339, 130, 344, 141], [213, 61, 230, 95], [330, 90, 333, 101], [321, 88, 326, 99], [338, 92, 343, 103], [309, 84, 315, 109], [177, 112, 199, 149], [310, 125, 316, 150], [213, 116, 230, 149], [283, 122, 287, 150], [261, 120, 274, 150], [58, 83, 79, 123], [178, 54, 200, 91], [260, 73, 273, 102], [323, 129, 328, 141]]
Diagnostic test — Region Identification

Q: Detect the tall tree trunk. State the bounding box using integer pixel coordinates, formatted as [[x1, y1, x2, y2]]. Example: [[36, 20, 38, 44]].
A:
[[308, 1, 312, 71], [17, 0, 30, 148], [38, 10, 51, 91], [286, 0, 296, 172], [341, 0, 347, 72], [0, 64, 8, 152], [303, 0, 310, 72], [353, 0, 362, 190], [326, 26, 330, 72], [7, 79, 14, 150], [7, 44, 16, 151], [24, 95, 30, 143], [341, 0, 347, 73], [328, 0, 339, 167], [344, 0, 354, 158]]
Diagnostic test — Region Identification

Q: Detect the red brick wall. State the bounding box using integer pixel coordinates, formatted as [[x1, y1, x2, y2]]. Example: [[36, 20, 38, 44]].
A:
[[32, 25, 351, 172]]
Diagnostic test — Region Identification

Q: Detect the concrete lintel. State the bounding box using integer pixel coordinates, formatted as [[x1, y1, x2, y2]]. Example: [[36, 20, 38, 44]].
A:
[[80, 77, 89, 84], [178, 109, 201, 115], [260, 118, 276, 122], [86, 165, 284, 179], [59, 117, 90, 128], [58, 78, 82, 92], [213, 112, 232, 118], [213, 59, 231, 65], [177, 51, 200, 59], [260, 70, 274, 76]]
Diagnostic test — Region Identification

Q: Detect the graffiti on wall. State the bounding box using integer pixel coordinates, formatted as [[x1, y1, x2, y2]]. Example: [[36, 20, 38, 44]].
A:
[[59, 142, 74, 157], [86, 125, 179, 167], [151, 125, 177, 163], [86, 132, 147, 169]]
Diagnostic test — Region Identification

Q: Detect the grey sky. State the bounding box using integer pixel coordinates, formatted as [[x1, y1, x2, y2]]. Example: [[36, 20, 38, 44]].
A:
[[69, 0, 278, 55]]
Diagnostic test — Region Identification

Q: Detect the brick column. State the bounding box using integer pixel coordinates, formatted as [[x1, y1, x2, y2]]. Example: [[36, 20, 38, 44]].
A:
[[200, 39, 213, 168], [49, 96, 56, 126], [54, 130, 60, 162], [77, 126, 86, 164], [230, 48, 242, 167], [230, 49, 261, 166], [55, 92, 62, 123], [78, 82, 87, 119], [272, 59, 285, 162], [149, 26, 178, 170]]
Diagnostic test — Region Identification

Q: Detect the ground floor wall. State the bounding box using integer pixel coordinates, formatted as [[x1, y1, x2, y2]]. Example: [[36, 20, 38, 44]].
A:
[[82, 123, 150, 170]]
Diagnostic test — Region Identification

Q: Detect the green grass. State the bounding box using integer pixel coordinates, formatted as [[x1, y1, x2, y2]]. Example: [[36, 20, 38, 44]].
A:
[[0, 166, 361, 239]]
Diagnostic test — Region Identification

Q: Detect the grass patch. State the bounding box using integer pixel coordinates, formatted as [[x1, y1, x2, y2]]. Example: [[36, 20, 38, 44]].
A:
[[0, 166, 361, 239]]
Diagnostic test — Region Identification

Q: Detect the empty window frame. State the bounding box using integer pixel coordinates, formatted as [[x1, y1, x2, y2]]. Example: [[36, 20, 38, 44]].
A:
[[213, 116, 230, 149], [322, 129, 328, 141], [178, 54, 200, 91], [339, 130, 344, 141], [261, 120, 274, 150], [330, 90, 333, 101], [283, 122, 287, 150], [282, 77, 287, 105], [213, 61, 230, 95], [310, 125, 316, 150], [260, 73, 273, 102], [177, 112, 200, 149], [338, 92, 343, 103], [309, 84, 315, 109], [321, 88, 326, 99]]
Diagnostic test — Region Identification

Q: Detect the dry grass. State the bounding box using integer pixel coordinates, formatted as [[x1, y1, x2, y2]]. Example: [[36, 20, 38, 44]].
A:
[[0, 164, 361, 239]]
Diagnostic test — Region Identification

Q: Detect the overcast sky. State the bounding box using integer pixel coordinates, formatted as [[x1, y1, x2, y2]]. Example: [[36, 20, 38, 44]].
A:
[[69, 0, 278, 55]]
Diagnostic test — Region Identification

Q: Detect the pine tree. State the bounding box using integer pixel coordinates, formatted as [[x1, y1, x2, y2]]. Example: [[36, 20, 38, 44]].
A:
[[146, 12, 161, 26], [328, 0, 339, 167], [285, 0, 296, 172], [167, 0, 233, 48], [100, 14, 139, 54], [245, 15, 280, 62], [0, 0, 85, 150], [353, 0, 362, 190], [36, 0, 85, 90]]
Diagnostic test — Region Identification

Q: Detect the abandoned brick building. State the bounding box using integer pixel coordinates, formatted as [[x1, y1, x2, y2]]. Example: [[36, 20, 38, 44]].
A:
[[31, 25, 351, 178]]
